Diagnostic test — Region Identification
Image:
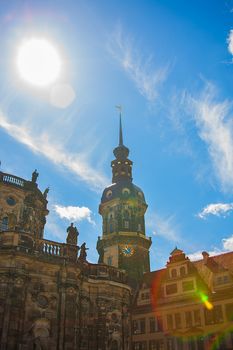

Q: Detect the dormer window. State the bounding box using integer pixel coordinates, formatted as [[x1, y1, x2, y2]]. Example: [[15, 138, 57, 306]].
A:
[[165, 283, 177, 295], [182, 280, 194, 292], [171, 269, 177, 278], [122, 188, 130, 196], [121, 165, 126, 172], [216, 275, 229, 285]]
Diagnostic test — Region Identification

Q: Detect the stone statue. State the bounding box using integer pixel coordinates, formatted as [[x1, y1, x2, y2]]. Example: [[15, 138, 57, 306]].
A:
[[43, 187, 49, 199], [98, 245, 104, 263], [32, 169, 39, 183], [66, 223, 79, 245], [79, 242, 88, 261]]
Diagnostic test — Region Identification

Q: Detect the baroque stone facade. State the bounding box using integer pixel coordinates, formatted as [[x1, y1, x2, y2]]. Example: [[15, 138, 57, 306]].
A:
[[0, 170, 131, 350]]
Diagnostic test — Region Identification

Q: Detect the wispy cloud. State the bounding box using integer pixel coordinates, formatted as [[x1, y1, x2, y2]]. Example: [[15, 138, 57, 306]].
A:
[[187, 249, 223, 261], [198, 202, 233, 219], [54, 204, 95, 225], [108, 24, 169, 103], [186, 83, 233, 192], [227, 29, 233, 56], [0, 111, 108, 191], [188, 234, 233, 261], [222, 235, 233, 250], [147, 211, 180, 242]]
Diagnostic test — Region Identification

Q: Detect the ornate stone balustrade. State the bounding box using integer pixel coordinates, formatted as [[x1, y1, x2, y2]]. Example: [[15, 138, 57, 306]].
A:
[[0, 172, 25, 188], [0, 231, 67, 258], [85, 263, 128, 284], [0, 232, 126, 283], [37, 238, 66, 257]]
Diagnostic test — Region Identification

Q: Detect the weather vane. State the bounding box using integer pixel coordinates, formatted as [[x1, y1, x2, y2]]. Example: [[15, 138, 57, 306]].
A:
[[115, 105, 122, 115]]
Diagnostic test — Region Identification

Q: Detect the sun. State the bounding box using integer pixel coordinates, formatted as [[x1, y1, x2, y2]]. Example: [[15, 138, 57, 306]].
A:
[[16, 38, 62, 87]]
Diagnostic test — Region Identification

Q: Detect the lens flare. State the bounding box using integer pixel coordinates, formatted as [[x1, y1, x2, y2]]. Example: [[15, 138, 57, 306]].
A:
[[16, 38, 61, 87], [198, 291, 213, 310]]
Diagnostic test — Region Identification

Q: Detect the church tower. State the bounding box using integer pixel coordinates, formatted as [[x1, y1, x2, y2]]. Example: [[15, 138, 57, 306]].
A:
[[97, 113, 151, 284]]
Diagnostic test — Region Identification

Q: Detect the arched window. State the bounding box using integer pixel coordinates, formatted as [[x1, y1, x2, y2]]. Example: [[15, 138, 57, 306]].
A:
[[108, 213, 114, 220], [122, 188, 130, 196], [106, 190, 112, 199], [180, 266, 186, 276], [1, 217, 8, 231], [121, 166, 126, 175], [171, 269, 177, 278]]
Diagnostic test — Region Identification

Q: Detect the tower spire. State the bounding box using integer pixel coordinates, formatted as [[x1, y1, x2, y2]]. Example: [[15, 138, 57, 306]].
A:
[[113, 105, 129, 161], [112, 106, 132, 183], [116, 105, 123, 146]]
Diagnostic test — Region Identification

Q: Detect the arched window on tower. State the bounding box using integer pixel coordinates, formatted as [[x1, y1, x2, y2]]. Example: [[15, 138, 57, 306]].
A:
[[108, 213, 114, 219], [124, 221, 129, 229], [1, 217, 8, 231], [121, 166, 126, 175], [109, 223, 114, 233], [123, 210, 130, 229], [109, 212, 114, 233]]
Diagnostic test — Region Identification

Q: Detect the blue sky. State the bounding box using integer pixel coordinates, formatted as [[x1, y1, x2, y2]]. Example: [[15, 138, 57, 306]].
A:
[[1, 0, 233, 270]]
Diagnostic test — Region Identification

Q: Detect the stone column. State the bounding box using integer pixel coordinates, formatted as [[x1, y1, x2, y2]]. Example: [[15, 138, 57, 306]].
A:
[[57, 267, 67, 350], [0, 280, 13, 349]]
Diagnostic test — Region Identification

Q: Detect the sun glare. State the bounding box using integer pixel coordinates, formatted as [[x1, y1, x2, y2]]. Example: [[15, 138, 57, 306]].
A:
[[16, 38, 61, 87]]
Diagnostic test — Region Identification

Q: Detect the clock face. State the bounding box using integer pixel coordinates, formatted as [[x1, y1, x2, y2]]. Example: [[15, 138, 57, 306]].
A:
[[121, 245, 135, 257]]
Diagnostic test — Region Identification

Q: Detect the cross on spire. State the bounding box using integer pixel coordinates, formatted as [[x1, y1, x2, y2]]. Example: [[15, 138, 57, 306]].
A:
[[116, 105, 123, 146]]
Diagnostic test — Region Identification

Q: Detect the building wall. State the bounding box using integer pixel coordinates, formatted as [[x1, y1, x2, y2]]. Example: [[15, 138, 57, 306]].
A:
[[132, 250, 233, 350], [0, 232, 132, 350], [0, 172, 132, 350]]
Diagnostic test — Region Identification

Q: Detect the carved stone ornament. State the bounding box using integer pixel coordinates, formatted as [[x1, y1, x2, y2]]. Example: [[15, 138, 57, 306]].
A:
[[15, 277, 24, 287], [24, 193, 36, 206], [66, 287, 76, 296], [37, 294, 49, 309]]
